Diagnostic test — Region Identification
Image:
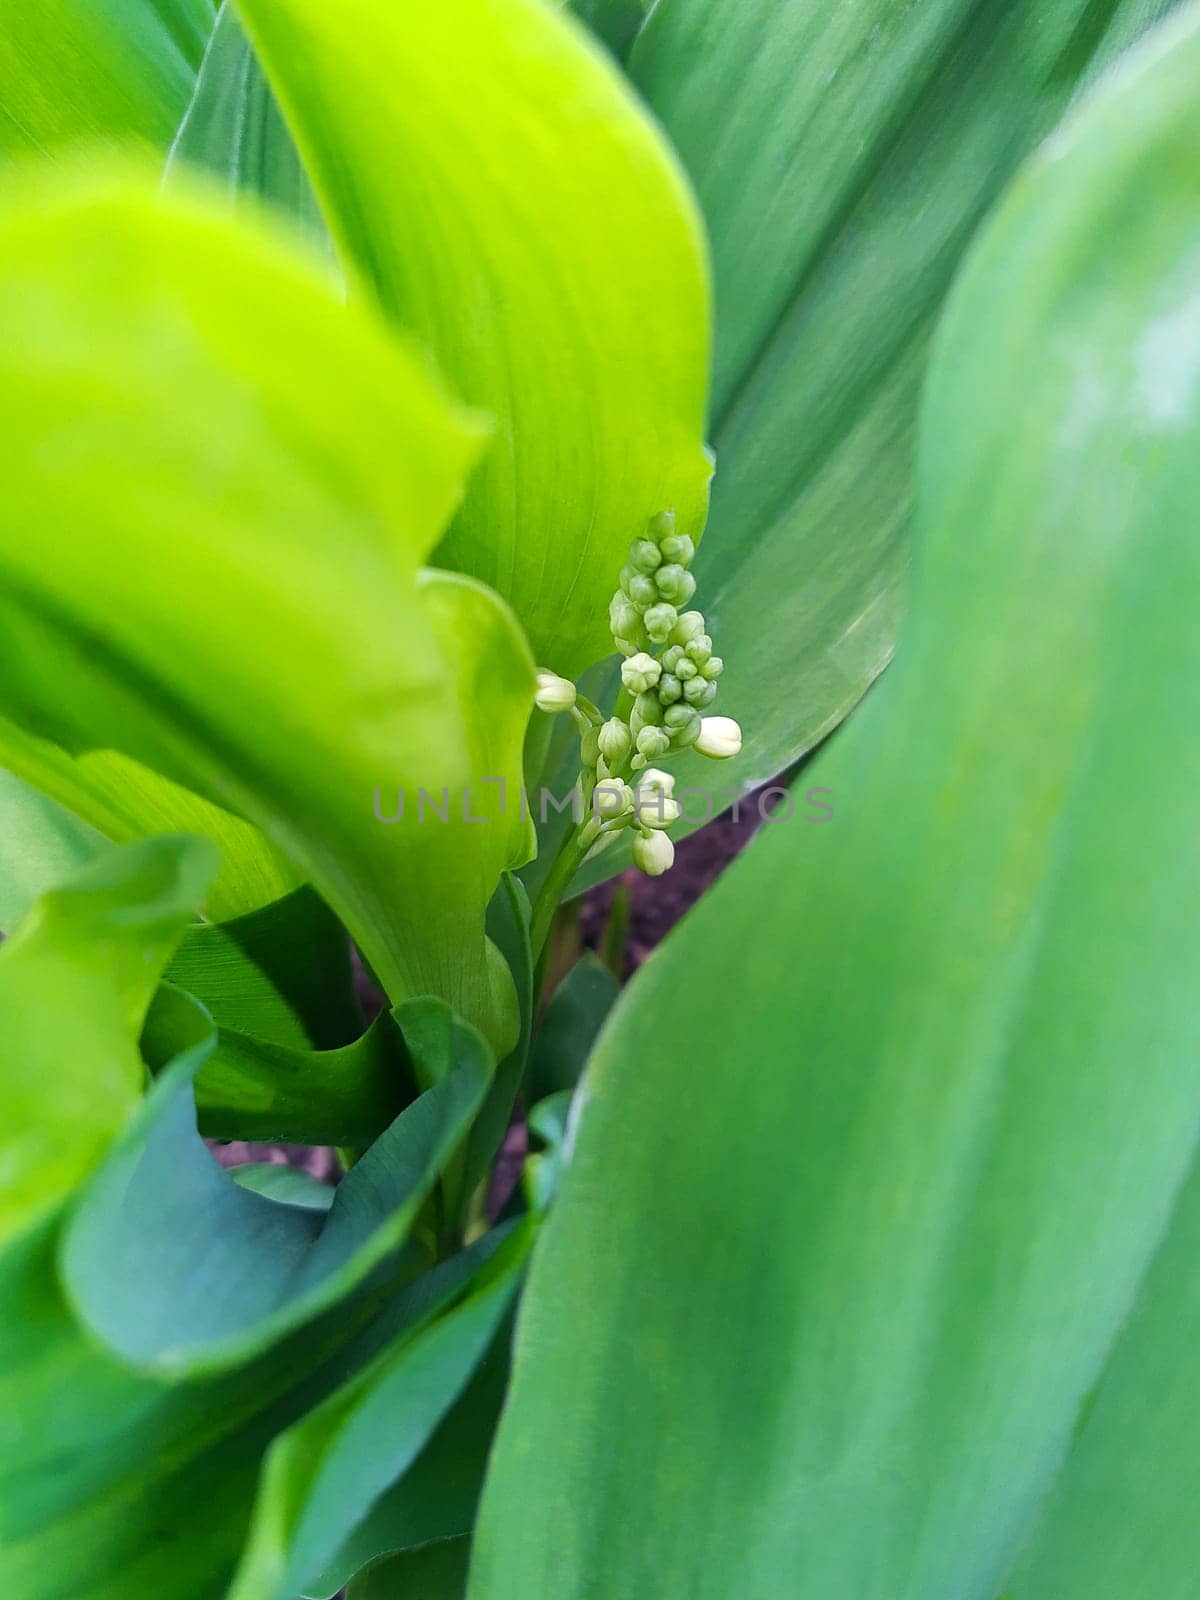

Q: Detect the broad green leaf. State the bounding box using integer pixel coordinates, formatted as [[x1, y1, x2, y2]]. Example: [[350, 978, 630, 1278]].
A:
[[1003, 1151, 1200, 1600], [0, 835, 215, 1249], [472, 16, 1200, 1598], [231, 1233, 528, 1600], [0, 767, 104, 931], [0, 714, 300, 920], [554, 0, 1186, 877], [0, 168, 534, 1048], [231, 1162, 336, 1211], [0, 0, 213, 160], [63, 997, 490, 1375], [236, 0, 712, 678], [167, 0, 326, 241]]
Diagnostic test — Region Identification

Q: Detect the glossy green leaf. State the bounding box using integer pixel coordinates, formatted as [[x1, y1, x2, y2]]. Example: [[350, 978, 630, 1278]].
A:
[[554, 0, 1186, 878], [472, 16, 1200, 1598], [231, 1162, 336, 1211], [0, 717, 301, 919], [167, 0, 326, 240], [231, 1232, 528, 1600], [0, 835, 215, 1249], [236, 0, 712, 679], [0, 168, 534, 1048], [0, 767, 104, 931], [0, 0, 213, 160]]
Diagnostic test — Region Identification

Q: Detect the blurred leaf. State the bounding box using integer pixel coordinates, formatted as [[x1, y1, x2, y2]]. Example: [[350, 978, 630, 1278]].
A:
[[0, 169, 534, 1049], [567, 0, 652, 59], [557, 0, 1186, 883], [0, 716, 300, 919], [63, 996, 490, 1375], [0, 767, 104, 931], [307, 1319, 512, 1596], [236, 0, 712, 678], [0, 836, 214, 1249], [0, 0, 213, 159], [167, 0, 327, 241], [347, 1540, 470, 1600], [527, 952, 618, 1102], [471, 17, 1200, 1598], [231, 1230, 528, 1600], [231, 1163, 336, 1211]]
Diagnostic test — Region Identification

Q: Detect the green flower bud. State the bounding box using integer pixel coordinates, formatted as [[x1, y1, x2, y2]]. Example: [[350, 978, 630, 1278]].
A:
[[636, 725, 671, 760], [593, 780, 634, 819], [614, 637, 640, 658], [647, 509, 676, 543], [618, 565, 635, 595], [674, 657, 698, 680], [657, 672, 682, 705], [685, 634, 712, 665], [664, 705, 701, 748], [700, 654, 724, 680], [643, 602, 677, 643], [621, 651, 661, 695], [534, 669, 576, 714], [597, 717, 632, 766], [632, 691, 664, 728], [653, 564, 696, 606], [695, 715, 742, 759], [659, 533, 695, 566], [610, 594, 640, 639], [629, 538, 662, 573], [669, 610, 706, 645], [628, 573, 658, 608], [633, 828, 675, 877], [684, 677, 718, 708], [661, 644, 685, 673]]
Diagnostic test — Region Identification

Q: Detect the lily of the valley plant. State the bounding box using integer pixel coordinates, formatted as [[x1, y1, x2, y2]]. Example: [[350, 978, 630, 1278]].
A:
[[1, 1, 1199, 1597]]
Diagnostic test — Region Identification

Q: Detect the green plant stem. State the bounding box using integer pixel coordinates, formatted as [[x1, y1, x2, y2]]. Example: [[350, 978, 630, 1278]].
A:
[[529, 820, 596, 959]]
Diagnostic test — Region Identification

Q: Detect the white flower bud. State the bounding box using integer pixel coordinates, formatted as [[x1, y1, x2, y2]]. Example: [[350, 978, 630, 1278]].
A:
[[634, 791, 681, 829], [633, 829, 675, 877], [593, 780, 634, 819], [669, 610, 706, 645], [534, 670, 576, 714], [695, 716, 742, 759], [621, 652, 661, 695], [637, 767, 676, 797]]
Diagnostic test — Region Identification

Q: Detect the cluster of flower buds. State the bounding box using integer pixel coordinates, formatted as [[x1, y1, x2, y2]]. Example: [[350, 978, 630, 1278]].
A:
[[534, 510, 742, 879]]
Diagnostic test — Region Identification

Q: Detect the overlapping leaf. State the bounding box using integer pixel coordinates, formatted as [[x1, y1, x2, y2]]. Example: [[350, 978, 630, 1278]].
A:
[[235, 0, 712, 678], [549, 0, 1186, 888], [0, 0, 213, 160], [472, 14, 1200, 1597], [0, 168, 534, 1047]]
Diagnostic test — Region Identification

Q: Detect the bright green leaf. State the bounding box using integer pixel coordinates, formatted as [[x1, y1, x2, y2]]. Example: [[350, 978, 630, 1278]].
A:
[[0, 0, 213, 160], [471, 15, 1200, 1597], [0, 767, 104, 931], [235, 0, 713, 678], [0, 167, 534, 1048], [0, 835, 215, 1249]]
